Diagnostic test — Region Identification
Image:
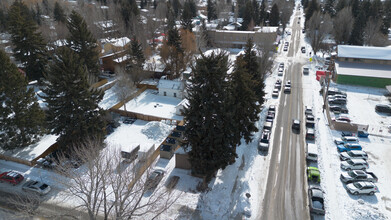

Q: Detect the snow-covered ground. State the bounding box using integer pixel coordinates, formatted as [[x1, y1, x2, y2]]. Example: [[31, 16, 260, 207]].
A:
[[121, 89, 184, 121]]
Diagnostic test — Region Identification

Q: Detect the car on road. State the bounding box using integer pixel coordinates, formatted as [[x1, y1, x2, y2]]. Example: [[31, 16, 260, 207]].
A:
[[329, 105, 349, 114], [284, 85, 291, 94], [334, 136, 359, 145], [345, 181, 379, 195], [303, 67, 309, 75], [308, 167, 320, 183], [292, 119, 301, 131], [375, 104, 391, 114], [308, 186, 325, 215], [283, 46, 288, 51], [340, 150, 368, 161], [306, 128, 315, 140], [145, 169, 165, 190], [301, 47, 306, 53], [337, 143, 362, 153], [340, 170, 378, 184], [272, 89, 279, 97], [22, 180, 51, 195], [259, 131, 271, 152], [341, 159, 369, 170], [0, 171, 24, 186]]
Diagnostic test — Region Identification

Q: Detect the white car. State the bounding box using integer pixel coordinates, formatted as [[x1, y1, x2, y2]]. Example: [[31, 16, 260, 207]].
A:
[[345, 181, 379, 195], [22, 180, 51, 195], [341, 159, 368, 171], [340, 150, 368, 161]]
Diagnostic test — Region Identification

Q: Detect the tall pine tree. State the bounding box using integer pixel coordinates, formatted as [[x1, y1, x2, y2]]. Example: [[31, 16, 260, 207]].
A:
[[181, 0, 194, 32], [42, 47, 105, 149], [207, 0, 217, 22], [67, 11, 100, 81], [129, 36, 145, 68], [230, 57, 260, 145], [269, 4, 280, 26], [53, 2, 66, 23], [0, 49, 45, 150], [183, 51, 237, 187], [8, 0, 48, 81]]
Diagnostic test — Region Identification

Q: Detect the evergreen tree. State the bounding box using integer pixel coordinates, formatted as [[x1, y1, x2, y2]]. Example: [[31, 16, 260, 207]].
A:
[[349, 10, 366, 45], [305, 0, 319, 27], [207, 0, 217, 22], [242, 39, 265, 104], [167, 27, 183, 53], [172, 0, 181, 18], [242, 1, 254, 30], [269, 4, 280, 26], [183, 51, 237, 186], [120, 0, 139, 27], [335, 0, 346, 13], [349, 0, 360, 18], [34, 3, 42, 26], [0, 50, 45, 150], [42, 47, 105, 149], [54, 2, 66, 23], [67, 11, 100, 80], [42, 0, 50, 15], [200, 19, 212, 47], [324, 0, 336, 17], [0, 8, 8, 32], [181, 0, 194, 32], [368, 0, 382, 20], [129, 36, 145, 68], [252, 0, 260, 25], [189, 0, 197, 18], [8, 1, 48, 81], [259, 0, 267, 25], [230, 57, 260, 145]]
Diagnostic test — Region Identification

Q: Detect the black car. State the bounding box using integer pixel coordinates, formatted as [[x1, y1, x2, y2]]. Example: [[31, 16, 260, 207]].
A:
[[292, 119, 301, 131], [258, 131, 271, 152], [301, 47, 306, 53], [329, 105, 349, 113], [268, 105, 276, 114], [375, 104, 391, 114], [308, 187, 325, 215], [329, 98, 347, 105]]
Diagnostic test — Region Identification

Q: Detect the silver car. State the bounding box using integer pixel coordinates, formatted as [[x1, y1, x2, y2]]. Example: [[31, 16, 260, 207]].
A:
[[340, 150, 368, 161], [22, 180, 51, 195], [340, 159, 368, 171], [345, 181, 379, 195]]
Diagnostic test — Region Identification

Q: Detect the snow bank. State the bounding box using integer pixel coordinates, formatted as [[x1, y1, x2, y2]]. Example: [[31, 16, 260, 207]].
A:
[[141, 121, 174, 141]]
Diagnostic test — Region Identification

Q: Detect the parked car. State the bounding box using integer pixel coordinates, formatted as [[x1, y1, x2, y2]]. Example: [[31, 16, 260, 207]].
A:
[[340, 170, 378, 184], [308, 167, 320, 183], [274, 83, 281, 90], [375, 104, 391, 114], [329, 105, 349, 114], [266, 113, 275, 123], [166, 176, 180, 190], [305, 106, 313, 115], [329, 98, 347, 105], [337, 143, 362, 153], [22, 180, 51, 195], [272, 89, 279, 97], [340, 159, 369, 170], [306, 114, 315, 121], [358, 130, 369, 138], [306, 128, 315, 140], [345, 181, 379, 195], [328, 88, 346, 96], [301, 47, 306, 53], [334, 136, 359, 145], [303, 67, 309, 75], [292, 119, 301, 131], [340, 150, 368, 161], [268, 105, 276, 114], [123, 117, 137, 124], [279, 62, 285, 69], [263, 122, 273, 132], [145, 169, 165, 190], [278, 69, 284, 76], [306, 143, 318, 162], [0, 171, 24, 186], [308, 186, 325, 215], [283, 46, 288, 51], [333, 116, 351, 123], [330, 94, 347, 99], [259, 131, 271, 152], [341, 131, 354, 137]]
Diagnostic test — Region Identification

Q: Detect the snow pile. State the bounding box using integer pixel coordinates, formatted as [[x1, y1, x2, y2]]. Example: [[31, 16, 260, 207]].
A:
[[141, 121, 174, 141], [350, 201, 387, 220]]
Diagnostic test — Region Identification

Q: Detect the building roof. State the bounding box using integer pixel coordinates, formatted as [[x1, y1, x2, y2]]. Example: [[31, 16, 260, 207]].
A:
[[158, 78, 184, 91], [337, 45, 391, 61], [335, 61, 391, 79]]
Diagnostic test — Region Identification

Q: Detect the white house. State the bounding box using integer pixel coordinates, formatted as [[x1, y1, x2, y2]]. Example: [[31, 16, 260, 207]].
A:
[[157, 77, 185, 99], [175, 99, 188, 115]]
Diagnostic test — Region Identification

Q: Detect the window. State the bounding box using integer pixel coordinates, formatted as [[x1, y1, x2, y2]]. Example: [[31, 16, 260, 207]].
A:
[[164, 91, 167, 96], [174, 93, 177, 97]]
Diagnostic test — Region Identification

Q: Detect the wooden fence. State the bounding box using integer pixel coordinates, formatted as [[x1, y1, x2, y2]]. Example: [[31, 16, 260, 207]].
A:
[[136, 83, 158, 90], [0, 154, 33, 167], [91, 79, 108, 89]]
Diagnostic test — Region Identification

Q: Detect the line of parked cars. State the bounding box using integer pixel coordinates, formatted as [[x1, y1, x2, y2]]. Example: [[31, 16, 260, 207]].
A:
[[0, 171, 51, 195], [258, 105, 276, 153], [334, 133, 379, 195], [328, 88, 349, 116]]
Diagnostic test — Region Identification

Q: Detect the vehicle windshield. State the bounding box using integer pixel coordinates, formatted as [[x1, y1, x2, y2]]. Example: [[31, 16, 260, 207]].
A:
[[39, 184, 48, 190], [347, 160, 355, 165], [353, 182, 362, 188], [348, 171, 357, 177], [261, 139, 269, 144]]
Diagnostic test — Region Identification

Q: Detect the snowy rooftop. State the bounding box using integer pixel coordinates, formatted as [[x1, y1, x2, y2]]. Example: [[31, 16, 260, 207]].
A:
[[256, 26, 278, 33], [105, 120, 174, 153], [95, 20, 114, 29], [113, 54, 130, 63], [0, 135, 58, 161], [337, 45, 391, 61], [335, 61, 391, 79], [158, 78, 184, 91], [122, 90, 184, 120], [111, 37, 130, 47]]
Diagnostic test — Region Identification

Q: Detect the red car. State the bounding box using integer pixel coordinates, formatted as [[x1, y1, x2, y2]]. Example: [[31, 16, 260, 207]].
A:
[[0, 171, 24, 186]]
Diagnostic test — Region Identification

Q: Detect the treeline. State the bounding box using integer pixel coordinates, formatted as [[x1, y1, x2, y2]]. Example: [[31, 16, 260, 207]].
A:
[[303, 0, 391, 47]]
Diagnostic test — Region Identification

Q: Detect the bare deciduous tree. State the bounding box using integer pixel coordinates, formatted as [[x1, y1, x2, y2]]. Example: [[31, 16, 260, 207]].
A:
[[307, 11, 333, 55], [332, 7, 354, 44], [363, 18, 388, 46], [256, 34, 275, 78], [114, 67, 136, 111], [55, 138, 181, 220]]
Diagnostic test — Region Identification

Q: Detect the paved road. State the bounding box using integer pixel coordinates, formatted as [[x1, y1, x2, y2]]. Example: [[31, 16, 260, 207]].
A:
[[260, 10, 309, 220]]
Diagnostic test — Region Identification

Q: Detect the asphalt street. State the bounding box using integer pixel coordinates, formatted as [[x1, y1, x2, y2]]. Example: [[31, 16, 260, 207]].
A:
[[260, 9, 309, 220]]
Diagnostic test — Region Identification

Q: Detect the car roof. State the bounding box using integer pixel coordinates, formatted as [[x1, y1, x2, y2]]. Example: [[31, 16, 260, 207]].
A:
[[352, 170, 366, 175], [349, 159, 367, 163], [310, 187, 324, 198], [355, 181, 375, 187], [7, 172, 21, 177], [349, 151, 366, 155]]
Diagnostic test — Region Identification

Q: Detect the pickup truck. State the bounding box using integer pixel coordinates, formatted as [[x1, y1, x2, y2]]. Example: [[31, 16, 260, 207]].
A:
[[340, 170, 378, 184]]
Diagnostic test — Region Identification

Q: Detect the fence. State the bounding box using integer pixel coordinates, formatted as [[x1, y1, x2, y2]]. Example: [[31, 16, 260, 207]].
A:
[[91, 79, 108, 89], [0, 154, 33, 167], [136, 83, 158, 90], [110, 86, 147, 110]]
